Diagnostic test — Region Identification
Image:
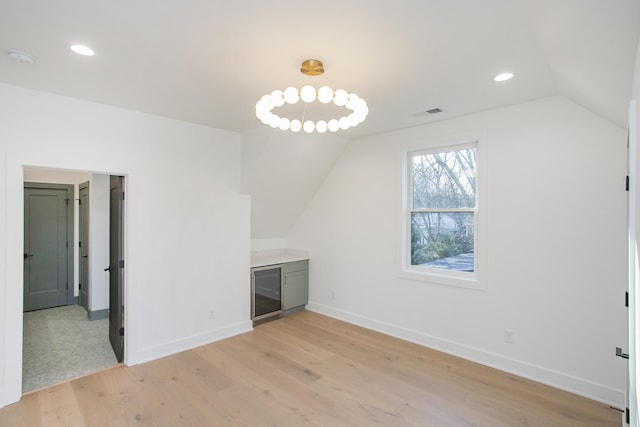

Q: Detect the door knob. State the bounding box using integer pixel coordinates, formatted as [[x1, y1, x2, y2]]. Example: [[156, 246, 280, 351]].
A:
[[104, 266, 111, 272], [616, 347, 630, 359], [23, 253, 33, 259]]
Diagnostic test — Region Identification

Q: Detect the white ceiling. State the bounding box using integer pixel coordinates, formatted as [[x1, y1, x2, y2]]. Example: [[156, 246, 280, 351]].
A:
[[1, 0, 638, 138]]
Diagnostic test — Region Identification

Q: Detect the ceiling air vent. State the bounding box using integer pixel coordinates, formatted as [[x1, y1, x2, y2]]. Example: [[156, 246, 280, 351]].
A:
[[412, 107, 445, 118]]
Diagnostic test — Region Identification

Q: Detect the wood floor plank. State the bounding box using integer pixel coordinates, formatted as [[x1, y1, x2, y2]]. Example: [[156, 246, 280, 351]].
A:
[[0, 310, 622, 426], [70, 369, 129, 426], [37, 381, 85, 426], [126, 355, 233, 425], [0, 392, 41, 427]]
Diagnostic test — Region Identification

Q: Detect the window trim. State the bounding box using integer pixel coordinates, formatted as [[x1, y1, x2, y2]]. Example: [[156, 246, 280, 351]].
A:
[[400, 139, 487, 291]]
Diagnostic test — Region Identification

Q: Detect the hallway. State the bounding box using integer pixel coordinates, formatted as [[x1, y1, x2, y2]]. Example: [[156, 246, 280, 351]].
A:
[[23, 305, 118, 393]]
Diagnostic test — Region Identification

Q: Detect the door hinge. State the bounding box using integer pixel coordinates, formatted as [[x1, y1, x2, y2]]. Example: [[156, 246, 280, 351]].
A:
[[616, 347, 630, 359], [626, 175, 630, 191], [79, 283, 81, 290], [79, 241, 82, 248], [119, 327, 125, 336], [119, 259, 125, 269], [626, 291, 629, 307], [65, 198, 69, 206], [121, 191, 125, 201], [627, 407, 630, 424]]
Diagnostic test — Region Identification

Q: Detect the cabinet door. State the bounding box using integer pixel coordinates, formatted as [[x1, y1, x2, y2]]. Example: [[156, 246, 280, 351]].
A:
[[283, 269, 307, 310]]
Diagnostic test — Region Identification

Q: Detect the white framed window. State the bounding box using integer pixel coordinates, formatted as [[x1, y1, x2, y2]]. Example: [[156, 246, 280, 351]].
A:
[[401, 141, 486, 290]]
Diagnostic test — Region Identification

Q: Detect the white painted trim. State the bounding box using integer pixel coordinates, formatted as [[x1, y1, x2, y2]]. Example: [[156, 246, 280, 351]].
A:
[[306, 301, 624, 407], [131, 320, 253, 366], [400, 135, 488, 292], [629, 99, 638, 426], [1, 158, 25, 407]]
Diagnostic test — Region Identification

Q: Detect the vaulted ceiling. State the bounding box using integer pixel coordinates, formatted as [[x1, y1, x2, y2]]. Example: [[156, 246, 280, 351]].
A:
[[1, 1, 638, 140]]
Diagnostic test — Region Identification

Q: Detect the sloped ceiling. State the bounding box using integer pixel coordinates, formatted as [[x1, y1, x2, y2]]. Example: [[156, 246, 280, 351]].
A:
[[2, 1, 639, 241], [241, 128, 349, 239], [0, 0, 638, 140]]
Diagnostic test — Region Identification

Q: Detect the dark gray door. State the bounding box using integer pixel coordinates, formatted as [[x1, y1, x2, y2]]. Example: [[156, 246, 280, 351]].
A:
[[109, 175, 125, 363], [79, 181, 90, 312], [24, 185, 73, 312]]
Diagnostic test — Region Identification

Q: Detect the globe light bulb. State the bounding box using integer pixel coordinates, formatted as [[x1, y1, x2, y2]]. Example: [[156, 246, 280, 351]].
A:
[[300, 85, 316, 103], [256, 104, 270, 124], [328, 119, 340, 132], [269, 114, 280, 128], [258, 113, 270, 125], [303, 120, 315, 133], [339, 117, 350, 130], [290, 120, 302, 132], [333, 89, 348, 106], [345, 93, 359, 109], [317, 86, 333, 104], [278, 117, 290, 130], [284, 86, 299, 104], [316, 120, 328, 133], [270, 90, 285, 107]]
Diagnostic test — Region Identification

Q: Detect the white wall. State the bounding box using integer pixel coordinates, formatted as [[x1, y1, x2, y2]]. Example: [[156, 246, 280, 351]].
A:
[[288, 96, 628, 405], [241, 126, 348, 242], [0, 83, 251, 407]]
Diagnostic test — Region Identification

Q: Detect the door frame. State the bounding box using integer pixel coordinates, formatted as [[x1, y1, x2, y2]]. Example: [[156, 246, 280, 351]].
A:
[[0, 163, 131, 408], [79, 181, 90, 313], [628, 100, 638, 426], [23, 182, 75, 308]]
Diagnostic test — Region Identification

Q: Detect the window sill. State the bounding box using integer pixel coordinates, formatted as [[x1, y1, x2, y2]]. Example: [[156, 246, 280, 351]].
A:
[[398, 268, 487, 291]]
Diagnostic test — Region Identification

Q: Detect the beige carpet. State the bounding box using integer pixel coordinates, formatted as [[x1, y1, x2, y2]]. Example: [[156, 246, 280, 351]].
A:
[[22, 304, 118, 393]]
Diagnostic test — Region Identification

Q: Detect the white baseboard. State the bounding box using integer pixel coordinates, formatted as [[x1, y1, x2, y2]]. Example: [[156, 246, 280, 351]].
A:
[[131, 320, 253, 366], [306, 302, 624, 407]]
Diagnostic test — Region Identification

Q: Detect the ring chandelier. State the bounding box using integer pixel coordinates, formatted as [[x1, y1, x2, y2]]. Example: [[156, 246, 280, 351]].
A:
[[255, 59, 368, 133]]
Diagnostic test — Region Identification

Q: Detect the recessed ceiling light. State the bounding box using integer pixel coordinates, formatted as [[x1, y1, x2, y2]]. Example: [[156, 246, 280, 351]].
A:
[[70, 45, 95, 56], [494, 72, 514, 82], [7, 49, 35, 64]]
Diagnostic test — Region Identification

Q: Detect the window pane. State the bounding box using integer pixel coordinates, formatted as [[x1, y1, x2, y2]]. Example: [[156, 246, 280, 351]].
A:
[[410, 212, 474, 271], [412, 148, 476, 209]]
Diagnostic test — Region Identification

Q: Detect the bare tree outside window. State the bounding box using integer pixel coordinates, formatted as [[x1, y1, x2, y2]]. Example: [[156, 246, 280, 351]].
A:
[[410, 145, 477, 272]]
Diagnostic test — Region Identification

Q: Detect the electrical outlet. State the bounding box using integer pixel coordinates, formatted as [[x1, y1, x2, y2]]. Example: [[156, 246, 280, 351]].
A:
[[504, 330, 515, 344], [208, 309, 216, 320]]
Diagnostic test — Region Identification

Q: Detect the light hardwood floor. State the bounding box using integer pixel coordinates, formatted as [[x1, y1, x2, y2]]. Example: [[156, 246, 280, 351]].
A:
[[0, 310, 621, 426]]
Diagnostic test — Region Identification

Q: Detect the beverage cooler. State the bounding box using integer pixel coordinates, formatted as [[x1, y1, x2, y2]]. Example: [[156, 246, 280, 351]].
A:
[[251, 265, 283, 322]]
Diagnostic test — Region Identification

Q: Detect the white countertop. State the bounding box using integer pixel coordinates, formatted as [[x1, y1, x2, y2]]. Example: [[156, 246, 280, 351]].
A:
[[250, 248, 309, 268]]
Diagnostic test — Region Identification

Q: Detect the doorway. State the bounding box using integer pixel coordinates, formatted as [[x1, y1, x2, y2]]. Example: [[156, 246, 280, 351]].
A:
[[21, 168, 124, 392]]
